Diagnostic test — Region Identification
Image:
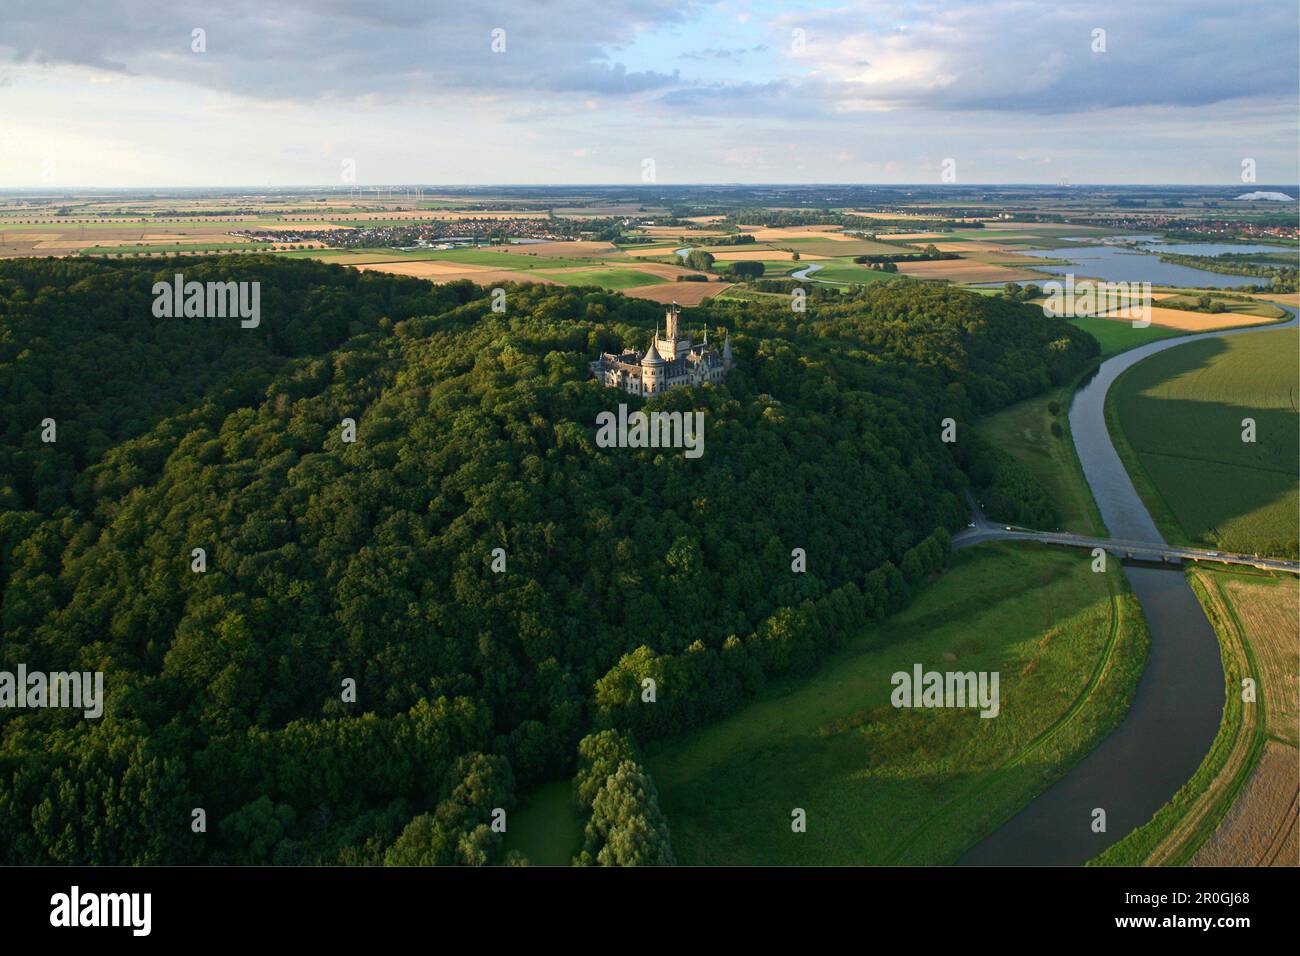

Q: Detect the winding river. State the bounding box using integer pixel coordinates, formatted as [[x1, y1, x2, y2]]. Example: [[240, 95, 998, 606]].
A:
[[960, 303, 1298, 865]]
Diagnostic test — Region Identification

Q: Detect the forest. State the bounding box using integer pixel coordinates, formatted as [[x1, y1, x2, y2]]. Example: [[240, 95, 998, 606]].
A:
[[0, 256, 1097, 864]]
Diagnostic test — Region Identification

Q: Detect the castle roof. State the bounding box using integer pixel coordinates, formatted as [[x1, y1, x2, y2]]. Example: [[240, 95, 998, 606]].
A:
[[641, 340, 667, 366]]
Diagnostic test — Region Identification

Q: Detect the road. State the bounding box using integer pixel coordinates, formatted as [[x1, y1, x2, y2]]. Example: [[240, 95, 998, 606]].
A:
[[953, 519, 1300, 575]]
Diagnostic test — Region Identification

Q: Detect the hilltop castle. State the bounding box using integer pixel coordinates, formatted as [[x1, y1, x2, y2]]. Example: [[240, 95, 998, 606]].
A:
[[589, 305, 732, 396]]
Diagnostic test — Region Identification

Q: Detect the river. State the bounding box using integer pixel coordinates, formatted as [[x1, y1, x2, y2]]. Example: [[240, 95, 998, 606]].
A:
[[960, 303, 1298, 865]]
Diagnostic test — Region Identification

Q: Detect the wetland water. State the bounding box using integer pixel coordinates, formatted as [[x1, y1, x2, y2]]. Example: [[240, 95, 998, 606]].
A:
[[1019, 241, 1294, 288], [960, 305, 1298, 865]]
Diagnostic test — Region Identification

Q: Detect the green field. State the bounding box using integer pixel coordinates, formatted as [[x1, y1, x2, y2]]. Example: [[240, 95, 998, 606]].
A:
[[647, 542, 1146, 865], [713, 286, 790, 303], [1066, 315, 1183, 357], [1107, 328, 1299, 555], [414, 248, 590, 270], [715, 259, 804, 277], [807, 263, 906, 284], [536, 268, 663, 290]]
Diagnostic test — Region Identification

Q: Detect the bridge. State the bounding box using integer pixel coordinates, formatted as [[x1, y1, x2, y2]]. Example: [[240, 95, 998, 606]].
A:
[[953, 522, 1300, 575]]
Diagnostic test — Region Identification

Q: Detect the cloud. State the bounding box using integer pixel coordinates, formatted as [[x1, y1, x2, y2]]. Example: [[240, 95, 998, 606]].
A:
[[772, 0, 1299, 113], [0, 1, 1295, 186], [3, 0, 1294, 117], [0, 0, 707, 102]]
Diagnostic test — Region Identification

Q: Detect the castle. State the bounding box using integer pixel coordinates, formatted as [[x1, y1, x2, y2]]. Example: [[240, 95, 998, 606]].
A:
[[589, 305, 733, 396]]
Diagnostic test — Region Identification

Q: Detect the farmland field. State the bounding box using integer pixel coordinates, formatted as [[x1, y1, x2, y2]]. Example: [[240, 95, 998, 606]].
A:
[[535, 268, 663, 289], [806, 264, 906, 284], [411, 248, 583, 270], [1098, 570, 1298, 866], [1100, 304, 1281, 331], [648, 543, 1146, 865], [1193, 742, 1298, 866], [1067, 315, 1183, 357], [1107, 329, 1299, 555]]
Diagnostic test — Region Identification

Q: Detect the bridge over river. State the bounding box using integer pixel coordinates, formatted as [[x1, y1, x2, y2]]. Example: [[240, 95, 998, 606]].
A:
[[957, 305, 1297, 866]]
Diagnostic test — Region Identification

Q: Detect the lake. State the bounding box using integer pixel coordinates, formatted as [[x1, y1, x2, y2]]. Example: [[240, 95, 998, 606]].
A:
[[1018, 240, 1293, 288]]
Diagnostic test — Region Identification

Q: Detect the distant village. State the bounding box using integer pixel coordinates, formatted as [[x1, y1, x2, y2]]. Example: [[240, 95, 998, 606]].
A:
[[230, 216, 638, 250]]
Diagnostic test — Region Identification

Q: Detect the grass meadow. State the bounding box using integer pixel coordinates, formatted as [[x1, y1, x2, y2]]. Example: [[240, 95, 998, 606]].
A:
[[646, 542, 1146, 865], [976, 378, 1106, 536]]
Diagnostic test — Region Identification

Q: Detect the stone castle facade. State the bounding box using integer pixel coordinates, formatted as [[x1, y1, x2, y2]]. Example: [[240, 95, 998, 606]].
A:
[[589, 305, 733, 397]]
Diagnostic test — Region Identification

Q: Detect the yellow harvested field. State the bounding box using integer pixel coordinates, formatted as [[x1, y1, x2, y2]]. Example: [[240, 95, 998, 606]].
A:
[[1243, 291, 1300, 308], [1193, 742, 1299, 867], [896, 259, 1046, 282], [1144, 572, 1296, 866], [628, 281, 728, 305], [1100, 305, 1279, 331], [1224, 578, 1299, 742]]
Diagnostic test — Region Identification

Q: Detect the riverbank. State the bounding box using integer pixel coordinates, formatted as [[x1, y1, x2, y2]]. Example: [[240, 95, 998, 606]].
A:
[[960, 305, 1297, 864]]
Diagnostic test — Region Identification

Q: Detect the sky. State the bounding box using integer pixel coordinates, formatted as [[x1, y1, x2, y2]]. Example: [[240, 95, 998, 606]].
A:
[[1, 0, 1297, 187]]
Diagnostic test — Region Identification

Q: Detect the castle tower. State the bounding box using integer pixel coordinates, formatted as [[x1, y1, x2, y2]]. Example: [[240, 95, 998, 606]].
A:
[[657, 303, 690, 360], [641, 337, 666, 394]]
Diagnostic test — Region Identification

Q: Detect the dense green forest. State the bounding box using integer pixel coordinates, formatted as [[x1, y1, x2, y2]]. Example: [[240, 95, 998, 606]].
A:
[[0, 256, 1096, 864]]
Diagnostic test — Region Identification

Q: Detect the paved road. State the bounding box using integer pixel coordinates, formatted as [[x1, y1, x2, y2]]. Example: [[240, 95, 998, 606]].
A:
[[953, 521, 1300, 575]]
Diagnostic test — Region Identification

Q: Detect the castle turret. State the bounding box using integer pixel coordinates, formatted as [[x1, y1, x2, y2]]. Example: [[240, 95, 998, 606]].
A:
[[641, 338, 667, 394], [722, 332, 733, 368]]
